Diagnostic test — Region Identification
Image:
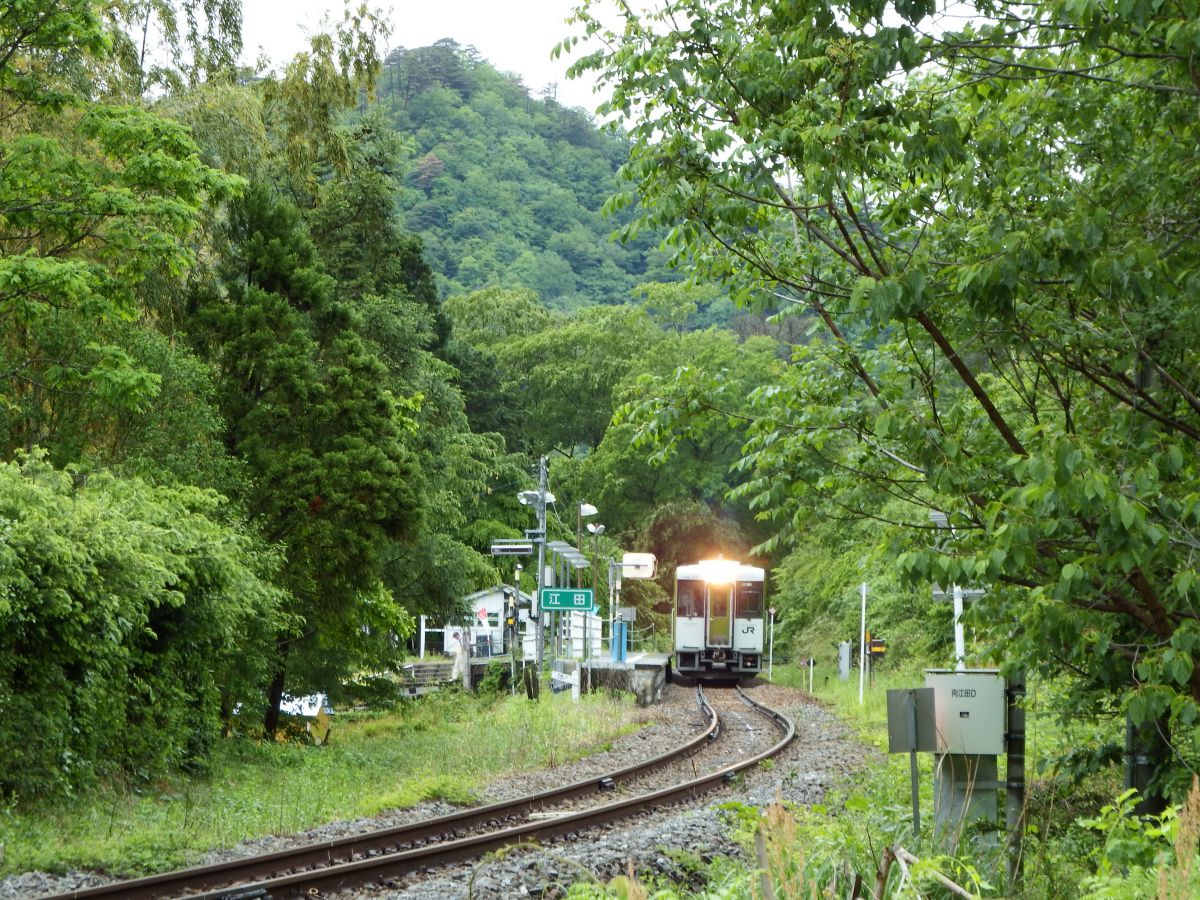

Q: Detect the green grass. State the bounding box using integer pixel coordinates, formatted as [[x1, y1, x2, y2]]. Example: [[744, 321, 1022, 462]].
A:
[[774, 659, 906, 745], [0, 689, 651, 878]]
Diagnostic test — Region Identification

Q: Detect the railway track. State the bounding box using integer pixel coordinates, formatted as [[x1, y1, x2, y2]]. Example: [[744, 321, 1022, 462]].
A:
[[41, 685, 793, 900]]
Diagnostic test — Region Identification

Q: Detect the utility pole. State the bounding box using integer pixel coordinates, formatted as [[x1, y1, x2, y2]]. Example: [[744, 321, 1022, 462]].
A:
[[535, 455, 548, 668]]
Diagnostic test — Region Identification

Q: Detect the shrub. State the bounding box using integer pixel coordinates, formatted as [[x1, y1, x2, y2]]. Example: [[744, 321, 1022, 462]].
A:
[[0, 455, 283, 798]]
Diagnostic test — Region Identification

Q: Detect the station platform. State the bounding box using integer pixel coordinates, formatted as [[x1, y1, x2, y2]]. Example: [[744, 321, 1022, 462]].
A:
[[402, 652, 672, 706], [585, 651, 670, 671], [576, 652, 671, 705]]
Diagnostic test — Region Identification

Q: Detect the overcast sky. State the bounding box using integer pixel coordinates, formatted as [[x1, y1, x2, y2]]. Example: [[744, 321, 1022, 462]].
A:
[[241, 0, 604, 112]]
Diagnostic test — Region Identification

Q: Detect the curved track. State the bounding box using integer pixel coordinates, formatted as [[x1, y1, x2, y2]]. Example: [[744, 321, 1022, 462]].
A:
[[41, 686, 793, 900]]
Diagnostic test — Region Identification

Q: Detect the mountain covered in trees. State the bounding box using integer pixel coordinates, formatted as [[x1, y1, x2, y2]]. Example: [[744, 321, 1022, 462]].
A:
[[376, 40, 676, 310]]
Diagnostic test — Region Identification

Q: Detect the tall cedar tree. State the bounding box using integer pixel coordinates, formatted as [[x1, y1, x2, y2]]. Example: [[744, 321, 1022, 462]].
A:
[[188, 186, 423, 734]]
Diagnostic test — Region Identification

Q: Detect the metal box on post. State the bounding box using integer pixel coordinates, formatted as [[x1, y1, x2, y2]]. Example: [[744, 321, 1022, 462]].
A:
[[924, 669, 1006, 755], [886, 687, 937, 753]]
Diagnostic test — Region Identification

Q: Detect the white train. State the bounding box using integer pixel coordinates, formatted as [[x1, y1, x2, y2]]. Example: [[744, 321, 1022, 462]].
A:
[[673, 559, 765, 679]]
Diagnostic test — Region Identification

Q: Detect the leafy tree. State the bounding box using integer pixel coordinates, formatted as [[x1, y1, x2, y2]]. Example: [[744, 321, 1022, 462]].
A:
[[570, 0, 1200, 799], [442, 287, 559, 446], [0, 1, 239, 472], [256, 0, 391, 186], [308, 113, 446, 347], [305, 118, 513, 623], [107, 0, 243, 94], [498, 305, 663, 454], [0, 1, 109, 110], [579, 322, 784, 533]]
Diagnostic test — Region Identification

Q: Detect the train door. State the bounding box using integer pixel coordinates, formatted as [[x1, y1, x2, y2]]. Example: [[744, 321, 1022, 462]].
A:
[[706, 584, 732, 646], [733, 578, 764, 654]]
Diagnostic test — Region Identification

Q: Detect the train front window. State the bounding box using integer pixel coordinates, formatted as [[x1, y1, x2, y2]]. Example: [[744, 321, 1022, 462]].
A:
[[735, 580, 763, 618], [677, 579, 703, 617]]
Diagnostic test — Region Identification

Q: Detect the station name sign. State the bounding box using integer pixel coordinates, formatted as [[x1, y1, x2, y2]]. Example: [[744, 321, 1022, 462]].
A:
[[540, 588, 594, 611]]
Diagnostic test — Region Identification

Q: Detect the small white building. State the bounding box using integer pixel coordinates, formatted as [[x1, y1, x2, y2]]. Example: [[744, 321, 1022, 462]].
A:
[[418, 586, 604, 663], [419, 586, 531, 658]]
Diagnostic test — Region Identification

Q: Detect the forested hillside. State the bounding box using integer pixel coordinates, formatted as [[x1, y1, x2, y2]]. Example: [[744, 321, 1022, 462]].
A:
[[375, 40, 680, 310]]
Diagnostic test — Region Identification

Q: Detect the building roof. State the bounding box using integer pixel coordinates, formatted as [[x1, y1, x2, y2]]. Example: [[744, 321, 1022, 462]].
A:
[[461, 585, 534, 605]]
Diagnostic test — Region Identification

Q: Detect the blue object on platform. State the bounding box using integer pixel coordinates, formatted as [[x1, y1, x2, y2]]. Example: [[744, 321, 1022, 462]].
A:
[[611, 621, 628, 663]]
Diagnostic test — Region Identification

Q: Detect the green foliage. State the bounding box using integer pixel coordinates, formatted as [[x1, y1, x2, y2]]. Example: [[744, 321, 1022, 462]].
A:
[[0, 1, 108, 110], [262, 0, 390, 181], [303, 110, 511, 624], [107, 0, 243, 94], [0, 104, 239, 454], [595, 322, 785, 536], [0, 454, 283, 799], [1077, 784, 1200, 898], [186, 184, 424, 706], [772, 507, 950, 668], [504, 305, 664, 453], [569, 0, 1200, 797]]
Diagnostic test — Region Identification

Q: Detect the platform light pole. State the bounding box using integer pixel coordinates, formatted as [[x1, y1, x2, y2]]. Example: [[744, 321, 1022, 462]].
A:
[[518, 456, 554, 668], [513, 563, 523, 662], [577, 502, 597, 587]]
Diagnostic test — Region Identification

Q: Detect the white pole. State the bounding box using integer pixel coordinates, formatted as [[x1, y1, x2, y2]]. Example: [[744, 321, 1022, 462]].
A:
[[608, 560, 615, 653], [768, 608, 776, 681], [808, 657, 814, 693], [953, 583, 966, 671], [859, 582, 867, 705], [419, 615, 426, 659]]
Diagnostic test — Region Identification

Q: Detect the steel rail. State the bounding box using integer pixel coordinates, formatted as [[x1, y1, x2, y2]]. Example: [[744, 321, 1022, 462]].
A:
[[195, 685, 792, 900], [42, 686, 719, 900]]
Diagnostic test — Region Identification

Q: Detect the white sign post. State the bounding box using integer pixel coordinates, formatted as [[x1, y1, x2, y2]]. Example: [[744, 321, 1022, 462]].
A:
[[768, 607, 776, 681], [550, 666, 581, 702], [859, 582, 868, 705]]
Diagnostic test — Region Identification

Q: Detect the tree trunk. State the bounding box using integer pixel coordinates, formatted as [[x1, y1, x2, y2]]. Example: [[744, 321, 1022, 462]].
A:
[[263, 639, 290, 738]]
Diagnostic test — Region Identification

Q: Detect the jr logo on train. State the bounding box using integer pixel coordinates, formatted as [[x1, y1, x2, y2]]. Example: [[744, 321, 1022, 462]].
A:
[[673, 559, 765, 680]]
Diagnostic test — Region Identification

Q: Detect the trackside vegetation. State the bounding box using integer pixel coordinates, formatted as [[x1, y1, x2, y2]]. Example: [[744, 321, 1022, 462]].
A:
[[562, 665, 1200, 899], [567, 0, 1200, 817], [0, 690, 650, 876]]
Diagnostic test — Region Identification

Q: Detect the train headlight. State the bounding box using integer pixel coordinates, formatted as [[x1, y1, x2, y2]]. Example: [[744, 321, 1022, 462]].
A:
[[696, 558, 740, 584]]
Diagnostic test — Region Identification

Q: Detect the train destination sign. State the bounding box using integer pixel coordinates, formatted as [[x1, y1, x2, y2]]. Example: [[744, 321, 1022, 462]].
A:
[[540, 588, 594, 611]]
